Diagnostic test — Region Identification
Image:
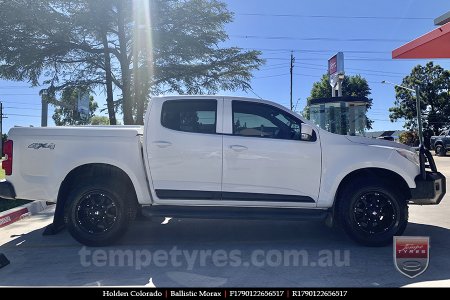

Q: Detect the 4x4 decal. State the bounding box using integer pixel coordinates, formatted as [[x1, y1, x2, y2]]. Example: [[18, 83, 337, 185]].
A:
[[28, 143, 56, 150]]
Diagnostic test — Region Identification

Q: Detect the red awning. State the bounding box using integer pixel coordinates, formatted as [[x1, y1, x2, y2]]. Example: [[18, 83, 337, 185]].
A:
[[392, 22, 450, 59]]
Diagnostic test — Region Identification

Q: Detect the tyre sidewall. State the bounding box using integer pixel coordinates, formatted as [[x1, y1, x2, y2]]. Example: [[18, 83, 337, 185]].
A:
[[338, 182, 407, 247], [436, 145, 445, 156], [64, 179, 129, 246]]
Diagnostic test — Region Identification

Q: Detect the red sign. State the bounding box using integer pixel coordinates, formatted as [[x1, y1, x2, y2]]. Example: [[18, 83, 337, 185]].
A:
[[0, 207, 29, 228], [328, 55, 338, 75], [394, 236, 429, 278]]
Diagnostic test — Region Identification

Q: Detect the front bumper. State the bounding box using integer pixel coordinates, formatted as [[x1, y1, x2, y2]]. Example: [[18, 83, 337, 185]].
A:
[[0, 181, 16, 200], [410, 172, 446, 205]]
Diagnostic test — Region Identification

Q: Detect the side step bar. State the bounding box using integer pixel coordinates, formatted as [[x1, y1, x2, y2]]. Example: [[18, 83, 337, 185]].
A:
[[141, 205, 330, 221]]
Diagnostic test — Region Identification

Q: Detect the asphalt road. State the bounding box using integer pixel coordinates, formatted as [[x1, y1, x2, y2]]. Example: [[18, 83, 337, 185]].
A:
[[1, 157, 450, 287]]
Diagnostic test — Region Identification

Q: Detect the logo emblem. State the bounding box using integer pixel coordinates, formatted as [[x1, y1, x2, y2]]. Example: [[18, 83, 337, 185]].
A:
[[28, 143, 55, 150], [394, 236, 429, 278]]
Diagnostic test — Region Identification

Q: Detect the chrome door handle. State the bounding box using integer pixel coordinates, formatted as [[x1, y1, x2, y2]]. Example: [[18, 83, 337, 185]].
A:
[[153, 141, 172, 148], [229, 145, 248, 152]]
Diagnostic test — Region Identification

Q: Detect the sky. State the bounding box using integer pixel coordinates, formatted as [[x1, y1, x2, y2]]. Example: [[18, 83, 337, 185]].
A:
[[1, 0, 449, 133]]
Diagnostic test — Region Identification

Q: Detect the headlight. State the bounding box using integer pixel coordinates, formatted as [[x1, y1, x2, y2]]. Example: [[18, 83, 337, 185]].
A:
[[396, 149, 420, 166]]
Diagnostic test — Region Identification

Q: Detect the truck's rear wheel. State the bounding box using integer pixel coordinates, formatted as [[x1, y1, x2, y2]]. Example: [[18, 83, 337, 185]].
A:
[[64, 179, 136, 246], [435, 144, 446, 156], [337, 179, 408, 247]]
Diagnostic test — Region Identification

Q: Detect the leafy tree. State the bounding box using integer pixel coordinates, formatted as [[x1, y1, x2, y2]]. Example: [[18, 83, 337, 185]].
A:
[[399, 131, 419, 146], [304, 74, 373, 130], [51, 88, 98, 126], [90, 116, 111, 125], [0, 0, 263, 125], [389, 62, 450, 135], [0, 0, 114, 121]]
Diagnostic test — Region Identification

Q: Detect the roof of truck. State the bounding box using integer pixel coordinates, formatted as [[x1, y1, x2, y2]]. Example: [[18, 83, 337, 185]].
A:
[[151, 95, 263, 101]]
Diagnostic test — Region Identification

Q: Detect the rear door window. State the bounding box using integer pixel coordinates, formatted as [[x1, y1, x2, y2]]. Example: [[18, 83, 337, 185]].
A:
[[161, 100, 217, 134]]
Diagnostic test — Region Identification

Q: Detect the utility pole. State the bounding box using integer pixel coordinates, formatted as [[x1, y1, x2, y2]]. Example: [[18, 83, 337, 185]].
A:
[[41, 90, 48, 127], [415, 85, 423, 146], [0, 102, 3, 156], [290, 52, 295, 111], [381, 80, 423, 145], [40, 89, 83, 127], [0, 102, 8, 156]]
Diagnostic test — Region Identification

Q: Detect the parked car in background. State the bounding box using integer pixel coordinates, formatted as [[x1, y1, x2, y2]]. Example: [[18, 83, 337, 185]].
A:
[[430, 130, 450, 156]]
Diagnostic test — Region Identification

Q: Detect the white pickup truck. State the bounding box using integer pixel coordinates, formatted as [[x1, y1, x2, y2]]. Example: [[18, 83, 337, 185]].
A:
[[0, 96, 445, 246]]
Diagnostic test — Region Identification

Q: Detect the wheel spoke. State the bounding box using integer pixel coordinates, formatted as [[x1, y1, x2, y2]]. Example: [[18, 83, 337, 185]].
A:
[[352, 191, 398, 235], [76, 191, 118, 235]]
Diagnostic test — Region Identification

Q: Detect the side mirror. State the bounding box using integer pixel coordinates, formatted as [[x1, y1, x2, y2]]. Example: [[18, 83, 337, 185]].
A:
[[300, 124, 315, 141]]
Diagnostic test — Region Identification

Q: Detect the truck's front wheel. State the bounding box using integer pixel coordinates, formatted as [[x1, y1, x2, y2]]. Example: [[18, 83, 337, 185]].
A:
[[435, 144, 446, 156], [64, 179, 136, 246], [337, 180, 408, 247]]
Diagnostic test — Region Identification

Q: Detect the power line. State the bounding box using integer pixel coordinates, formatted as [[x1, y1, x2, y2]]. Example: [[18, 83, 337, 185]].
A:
[[236, 13, 433, 21], [263, 55, 387, 61], [367, 80, 391, 85], [258, 65, 289, 71], [0, 100, 41, 106], [4, 106, 42, 111], [258, 62, 289, 67], [254, 73, 290, 79], [306, 50, 388, 54], [232, 35, 408, 42], [248, 88, 263, 100], [293, 73, 320, 78], [5, 113, 41, 118], [303, 49, 389, 54], [247, 48, 389, 54], [265, 56, 438, 62], [345, 72, 402, 78], [0, 85, 35, 90], [346, 67, 405, 75], [0, 85, 34, 88], [264, 61, 406, 76], [0, 93, 38, 95], [261, 51, 399, 61], [370, 119, 396, 122], [292, 72, 401, 80], [258, 66, 405, 81], [264, 57, 292, 61]]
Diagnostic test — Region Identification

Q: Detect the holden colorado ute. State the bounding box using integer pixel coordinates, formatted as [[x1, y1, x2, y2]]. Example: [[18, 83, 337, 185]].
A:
[[0, 96, 445, 246]]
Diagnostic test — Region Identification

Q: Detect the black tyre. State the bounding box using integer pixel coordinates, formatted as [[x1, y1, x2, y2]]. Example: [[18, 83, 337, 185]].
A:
[[435, 144, 446, 156], [64, 178, 137, 246], [337, 179, 408, 247]]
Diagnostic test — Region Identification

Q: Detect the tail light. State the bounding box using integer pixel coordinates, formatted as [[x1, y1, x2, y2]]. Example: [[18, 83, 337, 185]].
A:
[[2, 140, 13, 176]]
